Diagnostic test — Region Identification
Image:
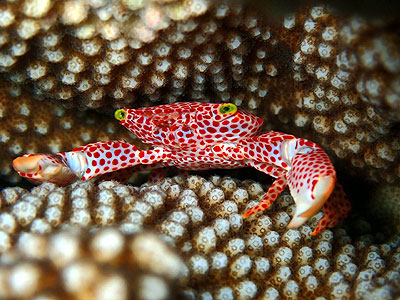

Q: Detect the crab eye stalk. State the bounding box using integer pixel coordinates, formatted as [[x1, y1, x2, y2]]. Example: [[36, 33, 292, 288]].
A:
[[219, 103, 237, 115], [114, 109, 127, 121]]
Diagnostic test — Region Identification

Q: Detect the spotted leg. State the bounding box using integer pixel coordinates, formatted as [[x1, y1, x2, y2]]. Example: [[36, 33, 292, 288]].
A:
[[213, 145, 289, 218], [242, 173, 288, 218]]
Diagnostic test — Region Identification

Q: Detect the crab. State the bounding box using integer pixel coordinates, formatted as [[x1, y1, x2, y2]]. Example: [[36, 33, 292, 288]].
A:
[[12, 102, 351, 235]]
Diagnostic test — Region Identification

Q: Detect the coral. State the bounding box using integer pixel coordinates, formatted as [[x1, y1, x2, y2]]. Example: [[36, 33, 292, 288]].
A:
[[0, 1, 399, 297], [0, 0, 398, 184], [0, 0, 216, 109], [0, 228, 186, 300], [265, 5, 400, 184], [0, 175, 399, 299], [0, 84, 138, 183]]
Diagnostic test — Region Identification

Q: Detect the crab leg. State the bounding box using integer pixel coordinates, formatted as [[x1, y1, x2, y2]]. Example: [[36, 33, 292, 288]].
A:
[[13, 141, 166, 185], [246, 161, 286, 179], [312, 183, 350, 235], [242, 174, 288, 217], [241, 161, 288, 217]]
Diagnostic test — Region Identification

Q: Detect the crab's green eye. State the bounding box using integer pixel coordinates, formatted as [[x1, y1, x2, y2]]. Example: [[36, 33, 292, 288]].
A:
[[219, 103, 237, 115], [114, 109, 127, 121]]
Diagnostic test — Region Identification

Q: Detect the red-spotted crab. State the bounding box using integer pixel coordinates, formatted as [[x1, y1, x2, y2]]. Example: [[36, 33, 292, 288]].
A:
[[13, 102, 350, 235]]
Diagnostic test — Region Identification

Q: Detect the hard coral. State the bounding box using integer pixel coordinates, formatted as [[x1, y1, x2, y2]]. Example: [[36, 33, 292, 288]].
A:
[[0, 228, 186, 300], [0, 175, 399, 299], [0, 84, 137, 183], [0, 0, 216, 109], [0, 0, 399, 184], [265, 4, 400, 184]]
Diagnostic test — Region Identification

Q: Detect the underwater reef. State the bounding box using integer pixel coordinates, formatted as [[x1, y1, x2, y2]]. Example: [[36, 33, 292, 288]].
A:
[[0, 0, 399, 299], [0, 176, 399, 299]]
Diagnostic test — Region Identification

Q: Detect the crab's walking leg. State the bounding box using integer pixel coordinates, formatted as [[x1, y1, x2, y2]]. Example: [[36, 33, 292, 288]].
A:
[[213, 144, 287, 218], [242, 173, 288, 218], [241, 161, 287, 217], [312, 183, 351, 235]]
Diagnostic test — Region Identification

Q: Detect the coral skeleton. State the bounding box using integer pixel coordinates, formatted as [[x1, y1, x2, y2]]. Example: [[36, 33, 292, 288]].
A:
[[0, 176, 399, 299]]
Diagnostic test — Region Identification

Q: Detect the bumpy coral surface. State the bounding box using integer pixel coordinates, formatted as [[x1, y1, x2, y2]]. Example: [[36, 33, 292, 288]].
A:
[[0, 0, 398, 184], [268, 5, 400, 185], [0, 228, 186, 300], [0, 175, 399, 299]]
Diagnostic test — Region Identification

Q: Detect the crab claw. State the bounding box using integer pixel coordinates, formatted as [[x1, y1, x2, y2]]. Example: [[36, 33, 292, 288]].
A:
[[12, 154, 44, 175], [287, 173, 336, 229], [12, 153, 79, 186], [285, 144, 337, 231]]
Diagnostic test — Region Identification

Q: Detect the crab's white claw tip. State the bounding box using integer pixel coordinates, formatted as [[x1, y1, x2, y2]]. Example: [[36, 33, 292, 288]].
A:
[[288, 174, 335, 229], [12, 155, 43, 174], [287, 214, 309, 229], [309, 174, 336, 213]]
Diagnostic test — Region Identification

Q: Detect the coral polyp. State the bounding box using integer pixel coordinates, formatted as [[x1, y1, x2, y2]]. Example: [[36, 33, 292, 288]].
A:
[[0, 176, 399, 299]]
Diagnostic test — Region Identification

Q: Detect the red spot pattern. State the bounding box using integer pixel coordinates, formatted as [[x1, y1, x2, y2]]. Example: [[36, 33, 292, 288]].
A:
[[311, 183, 351, 235], [243, 174, 288, 218], [76, 141, 154, 180]]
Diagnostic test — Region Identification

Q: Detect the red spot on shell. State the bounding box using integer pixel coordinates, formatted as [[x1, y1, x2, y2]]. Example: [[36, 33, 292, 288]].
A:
[[208, 127, 217, 134], [220, 127, 229, 133]]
